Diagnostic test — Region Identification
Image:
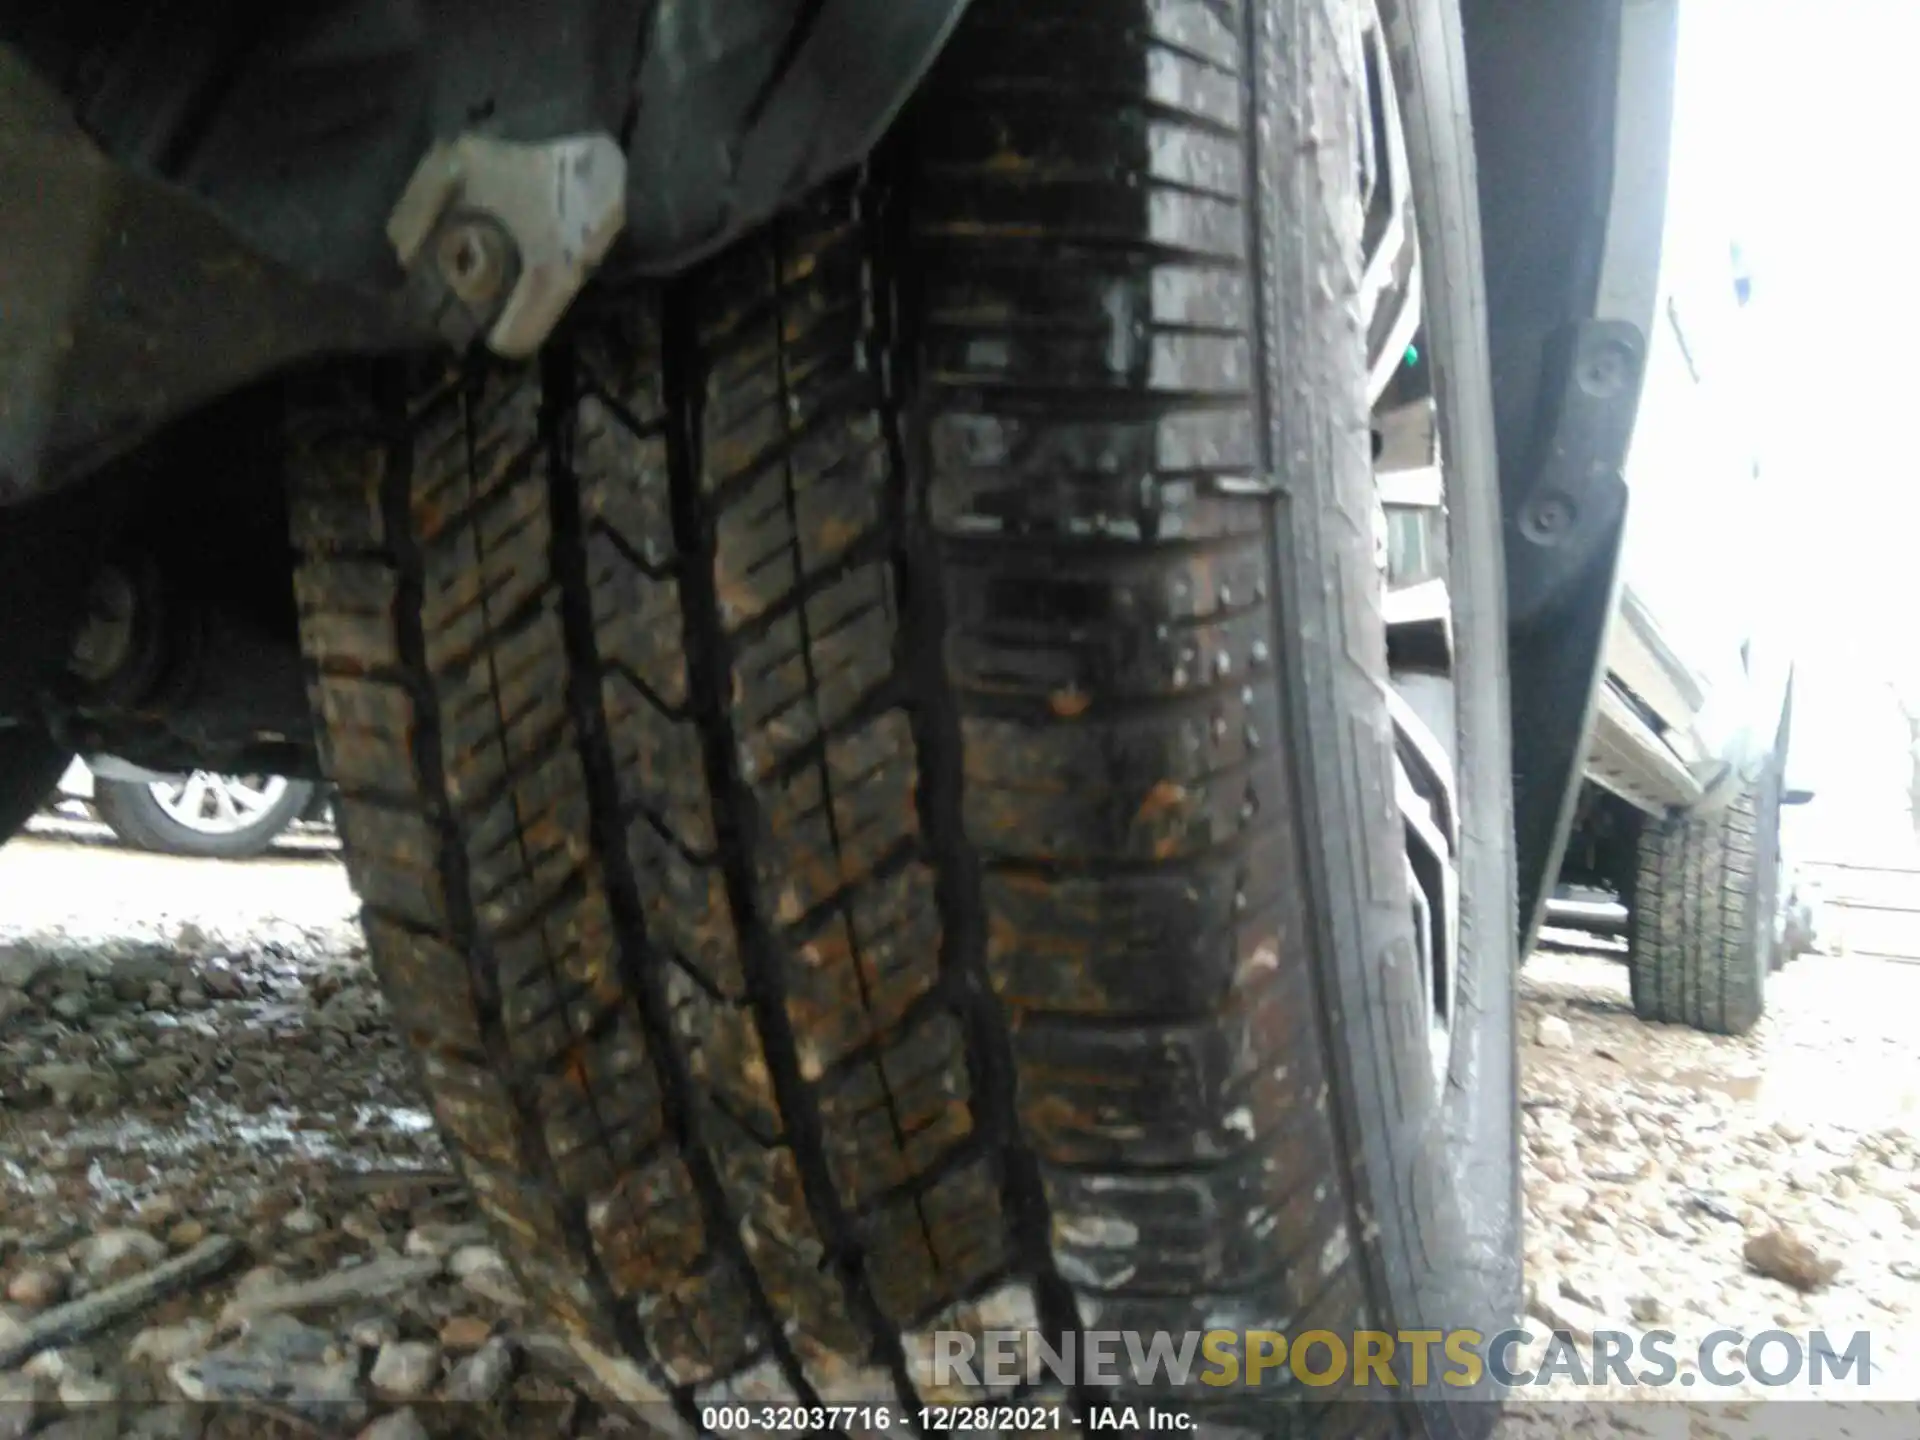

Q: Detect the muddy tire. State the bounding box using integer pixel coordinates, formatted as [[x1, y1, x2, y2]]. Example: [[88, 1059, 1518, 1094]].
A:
[[1627, 774, 1781, 1036], [289, 0, 1516, 1430]]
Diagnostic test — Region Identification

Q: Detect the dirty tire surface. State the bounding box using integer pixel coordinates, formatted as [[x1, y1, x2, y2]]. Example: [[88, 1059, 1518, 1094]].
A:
[[288, 0, 1513, 1433], [1628, 784, 1777, 1037]]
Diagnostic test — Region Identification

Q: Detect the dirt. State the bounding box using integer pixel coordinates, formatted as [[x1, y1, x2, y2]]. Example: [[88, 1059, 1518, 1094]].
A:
[[0, 838, 1915, 1436]]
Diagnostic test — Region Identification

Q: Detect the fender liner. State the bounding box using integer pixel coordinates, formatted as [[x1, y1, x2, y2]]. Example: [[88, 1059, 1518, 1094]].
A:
[[1461, 0, 1678, 950], [0, 0, 970, 497]]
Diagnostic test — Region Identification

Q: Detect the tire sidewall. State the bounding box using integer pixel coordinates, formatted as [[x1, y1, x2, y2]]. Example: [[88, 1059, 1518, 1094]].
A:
[[1746, 739, 1786, 994], [1369, 0, 1521, 1422]]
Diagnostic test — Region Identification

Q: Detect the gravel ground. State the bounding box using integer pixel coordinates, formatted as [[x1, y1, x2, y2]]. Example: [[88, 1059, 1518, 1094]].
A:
[[0, 841, 610, 1439], [0, 838, 1916, 1437], [1508, 944, 1920, 1424]]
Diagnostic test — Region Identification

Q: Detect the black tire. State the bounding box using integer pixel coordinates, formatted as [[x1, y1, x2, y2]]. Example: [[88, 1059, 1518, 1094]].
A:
[[93, 775, 316, 859], [289, 0, 1515, 1430], [1627, 774, 1781, 1035], [0, 728, 69, 846]]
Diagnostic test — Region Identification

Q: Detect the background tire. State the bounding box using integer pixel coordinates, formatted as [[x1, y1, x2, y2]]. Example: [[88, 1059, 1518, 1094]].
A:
[[1627, 776, 1781, 1035], [290, 0, 1515, 1428], [93, 774, 315, 859], [0, 729, 69, 846]]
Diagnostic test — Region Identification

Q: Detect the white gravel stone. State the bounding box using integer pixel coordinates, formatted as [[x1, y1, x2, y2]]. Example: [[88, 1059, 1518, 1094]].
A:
[[57, 1370, 118, 1406], [1628, 1294, 1666, 1324], [402, 1223, 487, 1259], [348, 1314, 401, 1350], [281, 1208, 324, 1237], [445, 1336, 514, 1404], [1535, 1014, 1575, 1050], [369, 1339, 441, 1399], [73, 1228, 168, 1282], [446, 1243, 503, 1279], [128, 1320, 214, 1367]]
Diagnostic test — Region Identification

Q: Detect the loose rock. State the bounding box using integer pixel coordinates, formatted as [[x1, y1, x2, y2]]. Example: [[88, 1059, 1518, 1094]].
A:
[[1628, 1294, 1667, 1324], [6, 1267, 64, 1310], [171, 1314, 363, 1421], [128, 1320, 213, 1367], [163, 1220, 207, 1253], [1535, 1015, 1575, 1050], [281, 1208, 323, 1238], [56, 1370, 117, 1406], [439, 1314, 493, 1352], [1744, 1227, 1842, 1293], [446, 1336, 514, 1403], [403, 1223, 488, 1259], [348, 1313, 400, 1350], [73, 1229, 167, 1283], [369, 1339, 440, 1399]]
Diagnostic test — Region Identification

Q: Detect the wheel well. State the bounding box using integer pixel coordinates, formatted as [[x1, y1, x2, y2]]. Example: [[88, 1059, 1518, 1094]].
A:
[[1556, 781, 1649, 901], [3, 380, 318, 777]]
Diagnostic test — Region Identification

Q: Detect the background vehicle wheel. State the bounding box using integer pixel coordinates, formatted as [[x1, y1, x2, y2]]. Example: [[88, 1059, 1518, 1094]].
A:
[[1627, 774, 1782, 1034], [93, 772, 316, 859], [289, 0, 1515, 1427], [1777, 886, 1818, 967]]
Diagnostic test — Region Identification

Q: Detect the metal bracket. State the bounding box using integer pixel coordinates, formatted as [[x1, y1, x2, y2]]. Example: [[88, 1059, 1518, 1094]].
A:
[[388, 133, 628, 359], [1503, 320, 1644, 626], [1505, 320, 1648, 952]]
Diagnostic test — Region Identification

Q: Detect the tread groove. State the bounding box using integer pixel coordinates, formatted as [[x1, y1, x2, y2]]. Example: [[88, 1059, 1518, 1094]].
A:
[[374, 368, 690, 1416], [869, 142, 1096, 1423], [544, 346, 826, 1417], [662, 268, 927, 1425]]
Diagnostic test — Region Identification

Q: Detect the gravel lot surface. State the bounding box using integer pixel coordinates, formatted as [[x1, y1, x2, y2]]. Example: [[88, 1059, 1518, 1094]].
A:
[[0, 838, 1915, 1437], [1505, 945, 1920, 1432]]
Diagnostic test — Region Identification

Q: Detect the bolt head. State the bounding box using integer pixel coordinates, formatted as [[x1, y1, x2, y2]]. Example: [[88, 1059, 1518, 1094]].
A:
[[435, 220, 513, 309], [1521, 491, 1577, 545], [1579, 340, 1636, 398]]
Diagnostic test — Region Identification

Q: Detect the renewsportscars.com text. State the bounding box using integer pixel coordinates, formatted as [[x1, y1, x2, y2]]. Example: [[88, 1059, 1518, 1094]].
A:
[[931, 1328, 1873, 1390]]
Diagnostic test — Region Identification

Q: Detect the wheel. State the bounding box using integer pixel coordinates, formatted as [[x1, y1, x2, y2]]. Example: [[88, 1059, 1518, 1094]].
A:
[[93, 771, 316, 858], [1627, 774, 1782, 1034], [289, 0, 1516, 1427], [1628, 673, 1789, 1035]]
